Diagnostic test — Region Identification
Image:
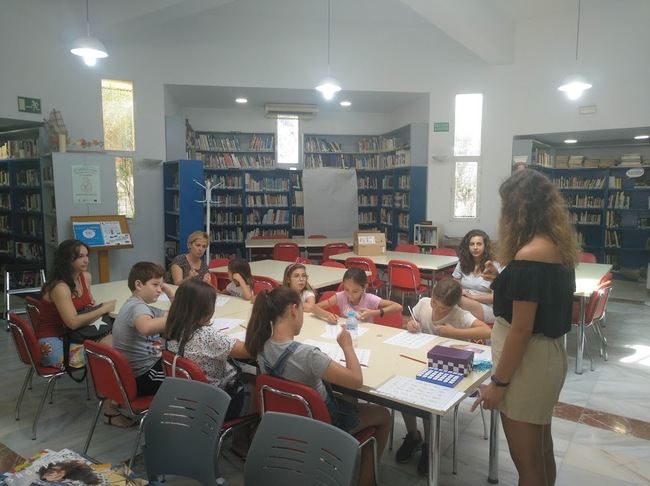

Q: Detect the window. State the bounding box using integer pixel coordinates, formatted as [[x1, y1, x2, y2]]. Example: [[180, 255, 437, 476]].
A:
[[276, 117, 299, 165], [452, 94, 483, 219], [101, 79, 136, 218]]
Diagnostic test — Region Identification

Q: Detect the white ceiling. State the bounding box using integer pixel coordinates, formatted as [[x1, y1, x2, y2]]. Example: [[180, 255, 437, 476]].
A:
[[165, 85, 429, 114], [516, 127, 650, 147]]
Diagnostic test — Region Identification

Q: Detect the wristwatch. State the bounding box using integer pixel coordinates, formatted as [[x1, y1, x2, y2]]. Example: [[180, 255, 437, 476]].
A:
[[490, 375, 510, 387], [379, 308, 385, 317]]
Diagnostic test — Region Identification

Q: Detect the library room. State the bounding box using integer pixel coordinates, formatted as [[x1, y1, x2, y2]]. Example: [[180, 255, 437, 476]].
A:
[[0, 1, 648, 485]]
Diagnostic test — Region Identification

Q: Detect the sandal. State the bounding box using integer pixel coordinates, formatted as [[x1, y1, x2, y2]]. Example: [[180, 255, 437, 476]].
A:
[[104, 413, 137, 428]]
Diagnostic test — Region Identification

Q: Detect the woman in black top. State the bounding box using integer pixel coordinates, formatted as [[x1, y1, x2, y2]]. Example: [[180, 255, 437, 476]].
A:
[[473, 169, 577, 485]]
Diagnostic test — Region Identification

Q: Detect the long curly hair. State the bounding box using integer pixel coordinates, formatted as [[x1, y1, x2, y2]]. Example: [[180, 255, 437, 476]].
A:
[[458, 229, 493, 274], [42, 239, 89, 296], [497, 169, 578, 267]]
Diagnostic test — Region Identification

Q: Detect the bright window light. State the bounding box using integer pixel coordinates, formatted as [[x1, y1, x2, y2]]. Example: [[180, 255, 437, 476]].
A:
[[453, 94, 483, 157], [115, 156, 135, 218], [453, 161, 478, 218], [620, 345, 650, 367], [101, 79, 135, 151], [276, 117, 299, 165]]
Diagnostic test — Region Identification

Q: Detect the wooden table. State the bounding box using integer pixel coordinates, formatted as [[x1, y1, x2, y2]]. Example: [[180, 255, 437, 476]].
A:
[[210, 259, 346, 290], [244, 237, 352, 259], [573, 262, 612, 374]]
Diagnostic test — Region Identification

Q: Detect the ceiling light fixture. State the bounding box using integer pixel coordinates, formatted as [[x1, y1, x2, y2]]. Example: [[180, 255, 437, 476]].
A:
[[340, 100, 351, 107], [564, 139, 578, 144], [315, 0, 341, 101], [634, 135, 649, 140], [558, 0, 591, 100], [70, 0, 108, 67], [235, 98, 248, 104]]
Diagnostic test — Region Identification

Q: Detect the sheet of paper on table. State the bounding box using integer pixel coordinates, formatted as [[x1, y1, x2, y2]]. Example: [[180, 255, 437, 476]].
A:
[[157, 293, 170, 302], [229, 330, 246, 341], [211, 317, 245, 332], [303, 339, 371, 366], [383, 330, 437, 349], [215, 295, 230, 307], [321, 325, 369, 339], [438, 339, 492, 364], [372, 375, 464, 411]]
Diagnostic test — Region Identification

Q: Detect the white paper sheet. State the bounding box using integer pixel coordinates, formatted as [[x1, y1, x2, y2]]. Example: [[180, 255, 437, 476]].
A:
[[229, 330, 246, 341], [211, 317, 245, 332], [371, 375, 464, 412], [303, 339, 371, 366], [157, 293, 170, 302], [215, 295, 230, 307], [383, 331, 437, 349], [320, 325, 369, 339], [438, 340, 492, 364]]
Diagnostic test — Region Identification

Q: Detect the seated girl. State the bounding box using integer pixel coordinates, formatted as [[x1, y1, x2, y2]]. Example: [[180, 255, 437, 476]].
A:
[[244, 286, 390, 486], [317, 268, 402, 323], [223, 257, 254, 300], [282, 262, 337, 323], [165, 279, 252, 421]]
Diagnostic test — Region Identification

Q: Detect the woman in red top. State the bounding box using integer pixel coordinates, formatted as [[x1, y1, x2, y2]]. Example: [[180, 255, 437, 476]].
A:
[[38, 239, 116, 368]]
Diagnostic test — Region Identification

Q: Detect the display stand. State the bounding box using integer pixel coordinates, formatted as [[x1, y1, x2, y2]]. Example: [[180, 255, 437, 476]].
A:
[[70, 215, 133, 283]]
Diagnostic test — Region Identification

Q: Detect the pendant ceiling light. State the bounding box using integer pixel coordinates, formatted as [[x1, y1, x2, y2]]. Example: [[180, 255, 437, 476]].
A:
[[558, 0, 591, 100], [70, 0, 108, 67], [315, 0, 341, 100]]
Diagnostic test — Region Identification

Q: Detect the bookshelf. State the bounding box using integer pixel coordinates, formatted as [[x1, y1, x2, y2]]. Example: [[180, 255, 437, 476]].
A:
[[414, 223, 442, 252]]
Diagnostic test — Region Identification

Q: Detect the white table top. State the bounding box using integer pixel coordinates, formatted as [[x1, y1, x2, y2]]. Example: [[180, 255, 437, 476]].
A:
[[331, 251, 459, 271], [245, 237, 353, 249], [574, 262, 612, 297], [210, 259, 346, 290]]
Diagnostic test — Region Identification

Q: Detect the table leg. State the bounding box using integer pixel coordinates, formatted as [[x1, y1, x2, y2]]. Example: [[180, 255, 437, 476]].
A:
[[576, 296, 586, 374], [427, 414, 441, 486], [488, 409, 500, 483]]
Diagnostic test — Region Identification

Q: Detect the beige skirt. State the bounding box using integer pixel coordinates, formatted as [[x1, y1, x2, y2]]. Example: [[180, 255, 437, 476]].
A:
[[491, 317, 567, 425]]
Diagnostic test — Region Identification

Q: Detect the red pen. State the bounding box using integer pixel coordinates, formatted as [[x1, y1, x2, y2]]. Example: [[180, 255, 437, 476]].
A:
[[399, 354, 427, 365]]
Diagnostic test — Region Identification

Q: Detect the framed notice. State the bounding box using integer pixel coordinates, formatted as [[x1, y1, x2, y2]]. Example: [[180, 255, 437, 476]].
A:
[[72, 165, 101, 204], [71, 215, 133, 250]]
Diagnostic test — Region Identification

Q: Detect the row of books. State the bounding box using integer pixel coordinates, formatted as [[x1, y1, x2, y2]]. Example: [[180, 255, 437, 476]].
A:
[[250, 134, 275, 151], [19, 193, 41, 211], [304, 153, 345, 168], [0, 193, 10, 208], [210, 195, 242, 206], [18, 215, 42, 236], [292, 213, 304, 229], [195, 134, 242, 151], [381, 175, 393, 189], [0, 215, 9, 231], [207, 175, 243, 189], [564, 195, 603, 208], [605, 211, 621, 228], [0, 138, 39, 159], [246, 209, 290, 225], [359, 194, 378, 206], [619, 153, 643, 167], [609, 177, 623, 189], [569, 212, 601, 224], [605, 230, 622, 247], [359, 211, 377, 224], [246, 228, 288, 239], [292, 191, 303, 207], [0, 169, 8, 185], [304, 137, 343, 153], [553, 176, 605, 189], [397, 175, 410, 190], [201, 153, 275, 169], [247, 194, 288, 206], [608, 192, 631, 209], [358, 176, 378, 189], [212, 212, 242, 225], [245, 174, 290, 191], [397, 213, 410, 229], [210, 227, 244, 243], [15, 241, 43, 260], [380, 208, 393, 225], [394, 192, 409, 208], [16, 168, 40, 186], [382, 194, 392, 206], [414, 226, 438, 245]]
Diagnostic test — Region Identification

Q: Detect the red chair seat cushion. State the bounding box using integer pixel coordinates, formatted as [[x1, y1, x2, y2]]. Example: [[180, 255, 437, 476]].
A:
[[353, 426, 377, 444], [129, 395, 155, 412]]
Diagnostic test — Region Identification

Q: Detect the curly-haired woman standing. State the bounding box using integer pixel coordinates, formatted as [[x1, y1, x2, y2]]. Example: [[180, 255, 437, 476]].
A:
[[473, 169, 577, 485]]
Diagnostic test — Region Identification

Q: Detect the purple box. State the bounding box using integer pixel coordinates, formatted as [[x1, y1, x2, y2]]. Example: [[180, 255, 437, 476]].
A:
[[427, 345, 474, 376]]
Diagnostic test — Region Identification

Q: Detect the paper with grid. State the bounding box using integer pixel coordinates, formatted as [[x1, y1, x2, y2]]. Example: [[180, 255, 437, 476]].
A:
[[303, 339, 371, 366], [371, 375, 464, 411], [383, 331, 437, 349]]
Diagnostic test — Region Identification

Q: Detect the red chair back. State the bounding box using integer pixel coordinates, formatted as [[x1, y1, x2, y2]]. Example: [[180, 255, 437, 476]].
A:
[[591, 280, 613, 322], [208, 258, 230, 290], [388, 259, 422, 292], [295, 257, 312, 264], [161, 349, 209, 383], [8, 312, 42, 369], [374, 311, 403, 328], [430, 248, 457, 257], [322, 243, 350, 261], [256, 374, 331, 423], [25, 296, 41, 332], [253, 275, 280, 294], [395, 244, 420, 253], [273, 243, 300, 262], [345, 257, 379, 280], [308, 235, 327, 239], [579, 252, 598, 263], [84, 340, 142, 413], [321, 260, 346, 269], [318, 291, 341, 316]]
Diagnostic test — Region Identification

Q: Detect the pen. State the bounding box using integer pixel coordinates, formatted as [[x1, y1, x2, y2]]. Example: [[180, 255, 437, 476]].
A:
[[407, 305, 417, 323], [239, 324, 247, 330], [217, 326, 230, 332], [399, 354, 427, 365]]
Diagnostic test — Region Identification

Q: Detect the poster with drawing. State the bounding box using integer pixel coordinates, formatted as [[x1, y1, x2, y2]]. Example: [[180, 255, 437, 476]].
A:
[[71, 165, 101, 204]]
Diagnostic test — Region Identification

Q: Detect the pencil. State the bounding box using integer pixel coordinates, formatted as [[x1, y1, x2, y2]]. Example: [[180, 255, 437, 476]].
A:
[[217, 326, 230, 332], [240, 324, 247, 329], [399, 354, 427, 365]]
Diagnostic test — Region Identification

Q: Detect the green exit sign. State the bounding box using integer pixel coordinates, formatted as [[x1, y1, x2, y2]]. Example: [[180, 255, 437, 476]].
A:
[[17, 96, 41, 114], [433, 122, 449, 132]]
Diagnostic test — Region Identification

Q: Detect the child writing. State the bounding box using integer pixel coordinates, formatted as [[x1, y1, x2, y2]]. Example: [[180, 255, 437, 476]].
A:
[[398, 278, 490, 474], [111, 262, 175, 426], [317, 267, 402, 323], [282, 262, 337, 323], [245, 287, 390, 486], [165, 279, 252, 420], [223, 257, 254, 300]]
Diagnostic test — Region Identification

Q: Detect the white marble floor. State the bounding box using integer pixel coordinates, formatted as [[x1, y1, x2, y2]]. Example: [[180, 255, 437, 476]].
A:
[[0, 281, 648, 485]]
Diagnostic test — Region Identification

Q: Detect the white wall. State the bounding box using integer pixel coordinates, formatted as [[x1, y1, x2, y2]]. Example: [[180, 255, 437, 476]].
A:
[[1, 0, 649, 277]]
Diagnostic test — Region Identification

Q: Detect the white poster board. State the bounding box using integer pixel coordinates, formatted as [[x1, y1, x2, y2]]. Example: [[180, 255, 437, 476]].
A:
[[303, 168, 358, 238], [71, 165, 101, 204]]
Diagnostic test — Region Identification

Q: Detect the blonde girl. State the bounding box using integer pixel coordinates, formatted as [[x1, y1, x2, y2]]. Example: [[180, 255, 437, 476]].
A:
[[282, 262, 337, 323]]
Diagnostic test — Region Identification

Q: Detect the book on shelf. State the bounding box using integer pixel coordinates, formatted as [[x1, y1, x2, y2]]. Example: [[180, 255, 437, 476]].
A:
[[619, 153, 643, 167], [0, 138, 39, 159], [583, 158, 599, 168], [568, 155, 585, 167], [555, 155, 569, 168]]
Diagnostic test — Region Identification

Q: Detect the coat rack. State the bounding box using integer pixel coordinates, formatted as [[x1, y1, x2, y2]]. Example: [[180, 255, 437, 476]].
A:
[[193, 178, 224, 266]]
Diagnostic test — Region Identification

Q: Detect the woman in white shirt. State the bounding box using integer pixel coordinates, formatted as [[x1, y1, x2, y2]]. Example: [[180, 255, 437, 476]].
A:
[[452, 229, 500, 323]]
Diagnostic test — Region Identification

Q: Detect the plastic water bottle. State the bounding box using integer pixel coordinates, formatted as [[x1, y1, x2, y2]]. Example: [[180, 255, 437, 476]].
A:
[[346, 310, 358, 343]]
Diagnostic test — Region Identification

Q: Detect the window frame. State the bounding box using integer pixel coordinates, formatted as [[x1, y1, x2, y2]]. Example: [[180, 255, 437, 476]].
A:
[[275, 116, 301, 166]]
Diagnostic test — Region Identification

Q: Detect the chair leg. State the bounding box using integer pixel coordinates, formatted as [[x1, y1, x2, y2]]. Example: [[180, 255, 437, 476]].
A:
[[16, 367, 35, 421], [480, 403, 488, 440], [583, 332, 595, 371], [452, 404, 459, 475], [48, 377, 57, 404], [85, 372, 91, 400], [83, 398, 105, 454], [129, 412, 148, 472], [593, 320, 608, 361], [32, 375, 58, 440], [388, 409, 395, 451]]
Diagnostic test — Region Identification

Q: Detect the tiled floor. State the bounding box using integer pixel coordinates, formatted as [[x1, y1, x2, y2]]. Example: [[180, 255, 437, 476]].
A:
[[0, 281, 648, 485]]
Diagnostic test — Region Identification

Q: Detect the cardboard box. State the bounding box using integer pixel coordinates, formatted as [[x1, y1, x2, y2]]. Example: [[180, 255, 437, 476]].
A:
[[353, 231, 386, 256], [427, 345, 474, 376]]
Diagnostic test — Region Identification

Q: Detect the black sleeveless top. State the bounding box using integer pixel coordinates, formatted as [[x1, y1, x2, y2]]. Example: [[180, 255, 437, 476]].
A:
[[492, 260, 576, 338]]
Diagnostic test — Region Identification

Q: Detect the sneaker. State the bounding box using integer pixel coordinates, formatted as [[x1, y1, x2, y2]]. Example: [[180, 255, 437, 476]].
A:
[[395, 432, 422, 463], [417, 443, 429, 476]]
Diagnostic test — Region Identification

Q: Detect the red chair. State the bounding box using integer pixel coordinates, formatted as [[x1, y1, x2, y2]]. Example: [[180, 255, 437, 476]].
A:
[[571, 280, 613, 368], [251, 235, 288, 240], [82, 340, 154, 469], [253, 275, 280, 294], [429, 248, 458, 281], [387, 259, 430, 304], [256, 374, 378, 483], [318, 291, 341, 316], [579, 252, 598, 263], [272, 242, 300, 262], [160, 350, 258, 462], [344, 257, 385, 295], [430, 248, 457, 257], [295, 257, 312, 264], [308, 234, 327, 239], [321, 260, 346, 269], [209, 258, 230, 290], [395, 243, 419, 253], [373, 311, 403, 328], [322, 243, 350, 262], [8, 312, 66, 440]]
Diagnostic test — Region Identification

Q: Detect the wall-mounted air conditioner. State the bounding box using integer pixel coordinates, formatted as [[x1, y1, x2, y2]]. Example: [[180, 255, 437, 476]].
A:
[[265, 103, 319, 119]]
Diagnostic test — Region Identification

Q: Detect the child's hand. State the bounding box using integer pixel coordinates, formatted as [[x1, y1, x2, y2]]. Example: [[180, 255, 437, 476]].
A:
[[102, 300, 117, 314], [336, 325, 353, 349], [202, 272, 212, 284], [357, 308, 374, 321], [324, 312, 338, 324], [481, 261, 498, 281], [406, 319, 421, 333], [432, 323, 453, 337]]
